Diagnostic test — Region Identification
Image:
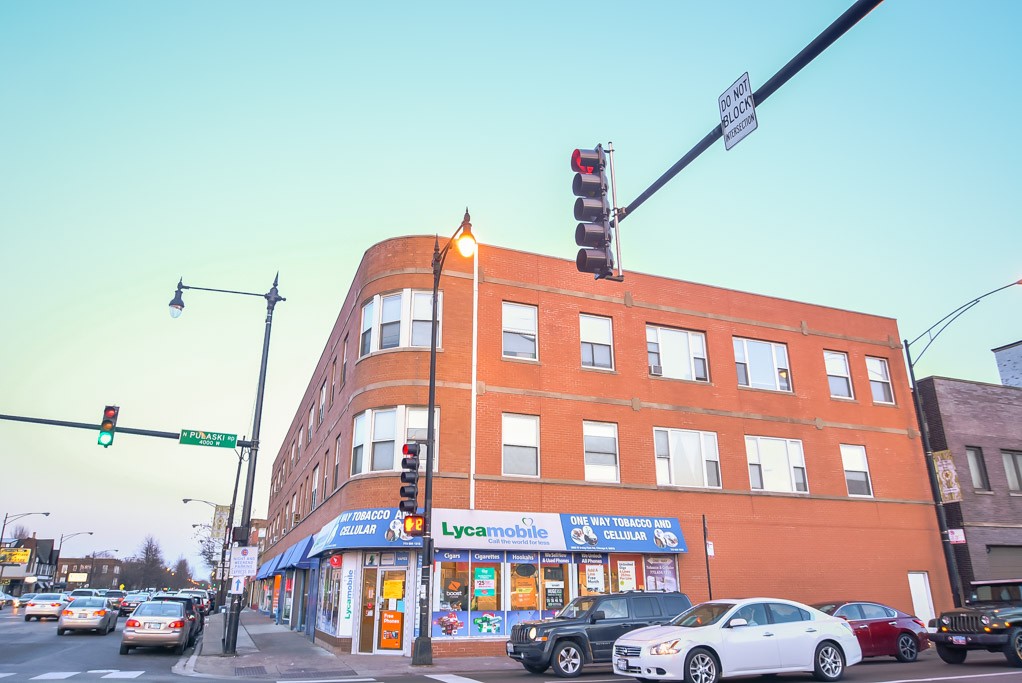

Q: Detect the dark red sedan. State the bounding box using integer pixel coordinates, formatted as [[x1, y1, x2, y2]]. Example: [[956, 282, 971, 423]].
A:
[[812, 601, 929, 662]]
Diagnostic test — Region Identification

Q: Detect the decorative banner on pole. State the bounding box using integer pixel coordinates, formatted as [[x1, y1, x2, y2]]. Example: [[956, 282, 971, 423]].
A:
[[932, 450, 962, 503], [212, 505, 230, 540]]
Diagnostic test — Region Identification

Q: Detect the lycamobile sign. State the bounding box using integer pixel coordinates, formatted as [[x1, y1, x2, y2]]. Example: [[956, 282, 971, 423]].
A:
[[435, 510, 561, 549], [441, 519, 549, 541]]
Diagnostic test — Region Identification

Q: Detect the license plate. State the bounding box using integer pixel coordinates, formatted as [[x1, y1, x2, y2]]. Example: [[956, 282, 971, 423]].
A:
[[78, 614, 88, 619], [616, 657, 629, 670], [951, 635, 966, 645], [145, 622, 161, 630], [506, 642, 514, 655]]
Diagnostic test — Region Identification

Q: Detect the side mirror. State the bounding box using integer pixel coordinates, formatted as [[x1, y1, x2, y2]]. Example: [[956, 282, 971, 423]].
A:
[[727, 618, 749, 628], [591, 610, 606, 623]]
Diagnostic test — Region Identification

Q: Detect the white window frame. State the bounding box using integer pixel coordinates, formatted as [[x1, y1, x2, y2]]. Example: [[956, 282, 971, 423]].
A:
[[654, 427, 721, 488], [307, 406, 315, 443], [1003, 450, 1022, 492], [311, 465, 320, 509], [351, 406, 439, 476], [966, 446, 991, 491], [646, 325, 709, 381], [584, 421, 619, 483], [502, 302, 539, 361], [824, 350, 854, 399], [378, 292, 402, 350], [502, 413, 540, 477], [840, 444, 873, 497], [734, 337, 792, 392], [359, 290, 442, 357], [745, 435, 808, 493], [866, 356, 895, 404], [580, 314, 614, 370], [319, 381, 327, 424]]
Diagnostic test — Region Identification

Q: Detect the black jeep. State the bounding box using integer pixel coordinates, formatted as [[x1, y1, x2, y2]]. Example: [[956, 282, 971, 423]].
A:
[[506, 591, 692, 677], [930, 579, 1022, 666]]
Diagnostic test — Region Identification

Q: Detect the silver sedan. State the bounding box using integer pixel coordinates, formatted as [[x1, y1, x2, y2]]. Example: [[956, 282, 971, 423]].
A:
[[57, 596, 118, 635]]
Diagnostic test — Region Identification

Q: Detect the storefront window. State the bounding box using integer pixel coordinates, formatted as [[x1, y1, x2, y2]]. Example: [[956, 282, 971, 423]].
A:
[[317, 557, 341, 636], [470, 551, 503, 636], [610, 553, 645, 592], [507, 551, 540, 630], [644, 555, 680, 592], [576, 553, 609, 595], [282, 572, 294, 621], [539, 552, 570, 616], [434, 550, 470, 637]]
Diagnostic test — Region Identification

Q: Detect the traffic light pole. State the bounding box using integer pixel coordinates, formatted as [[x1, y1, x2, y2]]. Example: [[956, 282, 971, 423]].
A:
[[0, 413, 255, 448], [616, 0, 884, 225]]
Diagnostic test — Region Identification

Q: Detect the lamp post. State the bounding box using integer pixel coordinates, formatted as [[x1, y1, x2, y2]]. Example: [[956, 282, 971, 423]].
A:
[[169, 275, 284, 655], [0, 511, 50, 592], [184, 491, 239, 611], [53, 531, 93, 588], [412, 210, 476, 666], [85, 549, 118, 589], [904, 278, 1021, 607]]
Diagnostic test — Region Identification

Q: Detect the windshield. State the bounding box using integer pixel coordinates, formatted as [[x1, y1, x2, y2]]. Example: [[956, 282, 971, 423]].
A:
[[35, 594, 62, 600], [556, 597, 599, 619], [71, 598, 106, 608], [671, 602, 736, 627], [969, 583, 1022, 604]]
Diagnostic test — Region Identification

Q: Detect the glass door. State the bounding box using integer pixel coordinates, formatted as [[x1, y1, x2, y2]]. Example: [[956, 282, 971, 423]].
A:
[[376, 569, 406, 651], [358, 569, 377, 654]]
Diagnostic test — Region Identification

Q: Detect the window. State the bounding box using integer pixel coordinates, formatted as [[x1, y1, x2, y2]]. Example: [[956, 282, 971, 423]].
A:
[[307, 407, 314, 443], [379, 293, 401, 349], [333, 437, 341, 489], [654, 428, 721, 488], [329, 359, 336, 407], [405, 407, 440, 471], [824, 351, 853, 399], [319, 382, 327, 425], [840, 444, 873, 496], [341, 337, 348, 385], [502, 414, 539, 476], [351, 407, 437, 476], [859, 603, 895, 620], [297, 429, 302, 460], [866, 356, 894, 403], [503, 302, 538, 360], [371, 409, 396, 471], [734, 338, 791, 391], [290, 441, 296, 467], [1003, 450, 1022, 492], [584, 421, 619, 483], [102, 565, 108, 574], [646, 326, 708, 381], [311, 465, 319, 509], [411, 291, 434, 347], [746, 436, 807, 493], [360, 299, 375, 356], [580, 314, 614, 369], [351, 413, 366, 475], [767, 603, 810, 623], [966, 447, 991, 491]]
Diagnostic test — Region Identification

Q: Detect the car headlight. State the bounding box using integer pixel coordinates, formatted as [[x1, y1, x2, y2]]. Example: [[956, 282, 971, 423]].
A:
[[528, 627, 538, 640], [940, 616, 950, 625], [650, 639, 684, 656], [980, 615, 991, 625]]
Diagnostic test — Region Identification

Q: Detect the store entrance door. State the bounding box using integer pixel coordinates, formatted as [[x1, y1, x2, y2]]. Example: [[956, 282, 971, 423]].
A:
[[357, 567, 407, 654]]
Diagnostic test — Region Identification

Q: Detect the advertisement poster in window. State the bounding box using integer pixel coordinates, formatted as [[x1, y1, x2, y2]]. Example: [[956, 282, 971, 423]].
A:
[[474, 566, 495, 596], [585, 564, 605, 593], [617, 560, 637, 591], [379, 610, 403, 649], [644, 555, 679, 592]]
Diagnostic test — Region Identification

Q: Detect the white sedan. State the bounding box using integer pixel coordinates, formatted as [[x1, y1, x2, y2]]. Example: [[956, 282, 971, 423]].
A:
[[613, 598, 862, 683]]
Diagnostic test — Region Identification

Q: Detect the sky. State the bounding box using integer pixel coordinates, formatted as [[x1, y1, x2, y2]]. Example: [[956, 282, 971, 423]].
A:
[[2, 1, 1020, 579]]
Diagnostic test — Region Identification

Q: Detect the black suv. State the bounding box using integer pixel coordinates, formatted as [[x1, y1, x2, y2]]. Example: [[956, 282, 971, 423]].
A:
[[930, 579, 1022, 667], [507, 591, 692, 677]]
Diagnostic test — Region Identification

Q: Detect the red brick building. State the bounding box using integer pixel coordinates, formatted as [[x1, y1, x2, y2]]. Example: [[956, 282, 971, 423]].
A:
[[254, 236, 951, 657]]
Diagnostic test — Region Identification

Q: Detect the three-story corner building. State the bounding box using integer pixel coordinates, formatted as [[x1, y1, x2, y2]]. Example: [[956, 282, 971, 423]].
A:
[[253, 235, 952, 657]]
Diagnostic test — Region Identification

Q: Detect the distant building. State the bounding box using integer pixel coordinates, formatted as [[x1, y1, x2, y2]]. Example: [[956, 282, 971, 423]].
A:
[[993, 340, 1022, 388], [0, 535, 55, 595], [57, 556, 123, 589]]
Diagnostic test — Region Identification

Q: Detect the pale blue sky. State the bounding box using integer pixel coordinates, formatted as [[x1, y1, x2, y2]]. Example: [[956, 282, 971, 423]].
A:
[[2, 1, 1019, 575]]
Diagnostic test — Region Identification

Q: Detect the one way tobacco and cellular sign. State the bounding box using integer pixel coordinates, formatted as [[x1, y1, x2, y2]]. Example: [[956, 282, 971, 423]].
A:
[[179, 430, 238, 449]]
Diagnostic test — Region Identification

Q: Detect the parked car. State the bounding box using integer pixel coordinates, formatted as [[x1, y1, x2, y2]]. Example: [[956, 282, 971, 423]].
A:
[[811, 601, 929, 662], [507, 591, 693, 676], [929, 578, 1022, 666], [19, 592, 39, 607], [24, 593, 70, 621], [177, 589, 211, 615], [612, 598, 862, 683], [120, 592, 150, 617], [0, 591, 19, 608], [150, 593, 204, 637], [57, 596, 118, 635], [120, 600, 193, 655]]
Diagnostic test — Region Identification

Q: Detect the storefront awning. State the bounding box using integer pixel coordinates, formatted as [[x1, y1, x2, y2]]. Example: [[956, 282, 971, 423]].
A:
[[309, 507, 423, 557], [277, 535, 316, 570], [255, 552, 284, 579]]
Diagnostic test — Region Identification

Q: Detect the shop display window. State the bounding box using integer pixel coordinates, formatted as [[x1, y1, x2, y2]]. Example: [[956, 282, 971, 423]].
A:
[[316, 557, 341, 636], [610, 553, 645, 592], [644, 555, 680, 592], [577, 552, 609, 596], [539, 552, 570, 617], [507, 552, 540, 630], [433, 550, 470, 637]]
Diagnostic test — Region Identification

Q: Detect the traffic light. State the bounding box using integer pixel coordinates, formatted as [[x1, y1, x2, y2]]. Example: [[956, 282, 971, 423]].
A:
[[403, 514, 425, 537], [399, 443, 420, 514], [572, 145, 614, 279], [98, 405, 119, 447]]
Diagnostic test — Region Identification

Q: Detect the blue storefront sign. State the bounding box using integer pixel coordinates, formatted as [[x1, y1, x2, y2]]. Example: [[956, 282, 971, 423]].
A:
[[309, 508, 424, 556], [560, 513, 687, 553]]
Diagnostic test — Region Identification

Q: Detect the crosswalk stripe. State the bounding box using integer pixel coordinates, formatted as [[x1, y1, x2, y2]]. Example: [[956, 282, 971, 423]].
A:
[[277, 679, 376, 683], [102, 673, 145, 679], [427, 675, 485, 683], [0, 674, 15, 679], [30, 674, 80, 680]]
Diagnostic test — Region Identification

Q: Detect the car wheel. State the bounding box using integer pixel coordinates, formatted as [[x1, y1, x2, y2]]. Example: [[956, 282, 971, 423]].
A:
[[119, 644, 130, 655], [812, 641, 845, 682], [936, 644, 967, 664], [523, 663, 548, 674], [24, 615, 30, 622], [174, 642, 186, 655], [684, 647, 720, 683], [57, 628, 66, 636], [895, 633, 919, 662], [1003, 627, 1022, 667], [551, 641, 584, 677]]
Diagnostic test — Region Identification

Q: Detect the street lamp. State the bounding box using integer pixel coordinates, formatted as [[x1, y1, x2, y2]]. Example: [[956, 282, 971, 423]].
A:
[[0, 511, 50, 590], [904, 278, 1021, 607], [184, 496, 237, 610], [85, 549, 119, 588], [53, 531, 93, 587], [168, 275, 284, 655], [412, 209, 476, 666]]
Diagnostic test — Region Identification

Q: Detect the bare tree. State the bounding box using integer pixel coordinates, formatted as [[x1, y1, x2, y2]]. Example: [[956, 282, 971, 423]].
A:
[[193, 525, 220, 572], [10, 524, 31, 539], [170, 557, 192, 590]]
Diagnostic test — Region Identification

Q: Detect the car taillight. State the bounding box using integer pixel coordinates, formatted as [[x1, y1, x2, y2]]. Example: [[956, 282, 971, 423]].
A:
[[50, 603, 62, 607], [126, 619, 141, 628], [27, 602, 37, 607], [62, 610, 74, 616], [169, 620, 185, 629], [912, 618, 925, 627], [93, 610, 107, 616]]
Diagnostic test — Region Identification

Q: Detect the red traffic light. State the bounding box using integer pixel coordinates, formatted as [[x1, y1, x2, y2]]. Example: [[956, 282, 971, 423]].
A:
[[571, 148, 601, 174], [104, 407, 118, 419], [403, 514, 425, 537], [402, 443, 420, 457]]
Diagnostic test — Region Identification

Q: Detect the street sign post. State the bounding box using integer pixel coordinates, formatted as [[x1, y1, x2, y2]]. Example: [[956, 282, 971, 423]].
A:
[[719, 72, 758, 151], [179, 430, 238, 448], [228, 576, 245, 595], [230, 546, 258, 577]]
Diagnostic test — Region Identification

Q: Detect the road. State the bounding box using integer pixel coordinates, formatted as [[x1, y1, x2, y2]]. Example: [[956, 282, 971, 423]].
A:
[[3, 605, 1022, 683]]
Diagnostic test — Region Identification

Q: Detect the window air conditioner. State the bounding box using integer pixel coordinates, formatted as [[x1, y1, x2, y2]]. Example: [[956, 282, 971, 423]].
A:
[[649, 364, 663, 376], [293, 512, 301, 523]]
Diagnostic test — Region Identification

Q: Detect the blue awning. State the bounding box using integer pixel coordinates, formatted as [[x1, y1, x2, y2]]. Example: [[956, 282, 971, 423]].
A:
[[277, 535, 315, 571], [258, 552, 283, 578], [255, 561, 269, 580]]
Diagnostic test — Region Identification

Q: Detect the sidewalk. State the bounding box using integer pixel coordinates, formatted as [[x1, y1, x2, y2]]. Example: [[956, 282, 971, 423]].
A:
[[184, 609, 522, 679]]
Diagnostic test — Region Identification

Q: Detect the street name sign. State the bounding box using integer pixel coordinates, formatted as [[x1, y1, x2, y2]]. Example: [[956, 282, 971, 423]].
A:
[[180, 430, 238, 449], [230, 546, 258, 577], [719, 72, 758, 150]]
